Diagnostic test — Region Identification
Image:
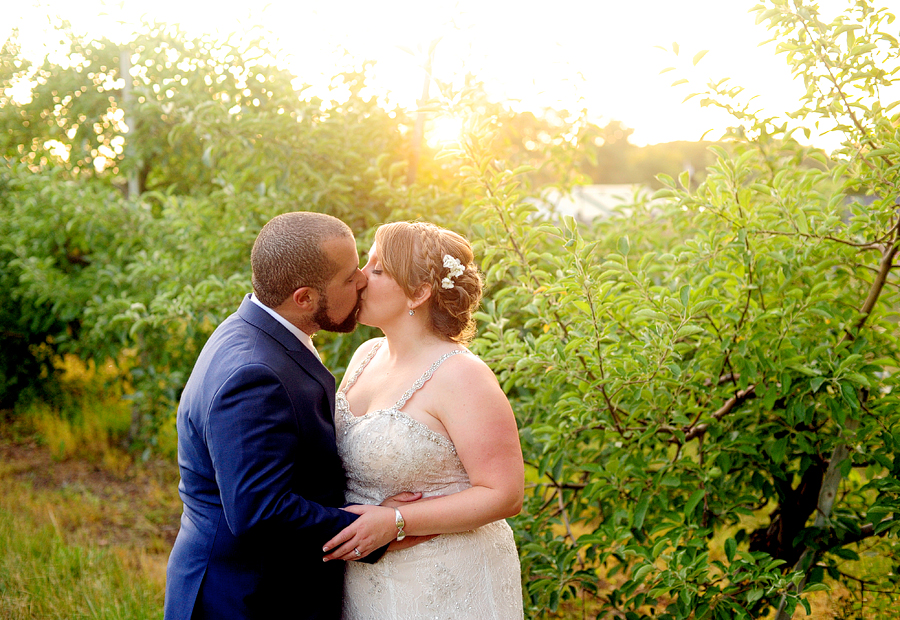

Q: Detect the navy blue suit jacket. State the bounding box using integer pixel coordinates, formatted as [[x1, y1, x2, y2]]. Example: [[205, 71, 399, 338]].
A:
[[164, 295, 361, 620]]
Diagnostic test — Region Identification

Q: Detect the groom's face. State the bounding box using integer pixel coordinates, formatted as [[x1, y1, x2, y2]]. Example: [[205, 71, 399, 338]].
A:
[[312, 235, 367, 334]]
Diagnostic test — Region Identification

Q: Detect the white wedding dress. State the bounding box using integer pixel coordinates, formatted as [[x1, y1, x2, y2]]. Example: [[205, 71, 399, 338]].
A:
[[335, 340, 524, 619]]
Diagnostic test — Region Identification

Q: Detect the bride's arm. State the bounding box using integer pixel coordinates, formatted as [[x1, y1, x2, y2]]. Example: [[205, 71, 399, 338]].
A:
[[408, 354, 525, 528], [322, 354, 524, 561]]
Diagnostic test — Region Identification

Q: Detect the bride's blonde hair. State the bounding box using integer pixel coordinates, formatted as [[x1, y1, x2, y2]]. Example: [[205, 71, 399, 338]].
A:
[[374, 221, 482, 344]]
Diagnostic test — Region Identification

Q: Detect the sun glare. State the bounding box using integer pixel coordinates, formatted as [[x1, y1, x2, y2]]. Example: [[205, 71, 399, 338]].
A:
[[3, 0, 878, 149], [6, 78, 34, 105], [427, 116, 464, 148]]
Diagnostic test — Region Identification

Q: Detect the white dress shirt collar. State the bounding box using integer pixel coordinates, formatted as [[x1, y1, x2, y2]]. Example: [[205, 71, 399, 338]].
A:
[[249, 293, 321, 361]]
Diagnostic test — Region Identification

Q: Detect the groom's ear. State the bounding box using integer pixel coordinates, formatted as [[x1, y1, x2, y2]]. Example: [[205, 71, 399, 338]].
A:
[[290, 286, 319, 312]]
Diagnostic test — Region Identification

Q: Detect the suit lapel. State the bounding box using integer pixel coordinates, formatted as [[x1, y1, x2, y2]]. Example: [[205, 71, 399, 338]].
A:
[[287, 349, 336, 415], [237, 295, 337, 416]]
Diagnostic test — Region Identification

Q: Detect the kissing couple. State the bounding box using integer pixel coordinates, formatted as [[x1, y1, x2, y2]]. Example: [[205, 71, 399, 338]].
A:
[[164, 212, 525, 619]]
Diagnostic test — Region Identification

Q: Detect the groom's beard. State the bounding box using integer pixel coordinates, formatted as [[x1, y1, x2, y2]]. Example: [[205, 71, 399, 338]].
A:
[[313, 291, 361, 334]]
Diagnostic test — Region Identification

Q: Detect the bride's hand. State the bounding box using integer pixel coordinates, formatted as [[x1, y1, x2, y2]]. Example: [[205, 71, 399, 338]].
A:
[[322, 504, 396, 562]]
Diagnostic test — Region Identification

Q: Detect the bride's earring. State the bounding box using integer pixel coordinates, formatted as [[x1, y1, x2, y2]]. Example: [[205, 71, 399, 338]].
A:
[[408, 309, 415, 316]]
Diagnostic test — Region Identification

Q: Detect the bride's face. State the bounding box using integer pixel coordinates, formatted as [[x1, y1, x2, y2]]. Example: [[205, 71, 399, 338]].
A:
[[358, 243, 410, 327]]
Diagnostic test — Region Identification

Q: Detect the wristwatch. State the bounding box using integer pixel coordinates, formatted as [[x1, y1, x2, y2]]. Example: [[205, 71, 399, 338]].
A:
[[394, 508, 406, 541]]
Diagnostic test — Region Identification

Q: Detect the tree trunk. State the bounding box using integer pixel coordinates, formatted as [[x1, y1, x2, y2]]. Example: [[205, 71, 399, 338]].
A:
[[749, 459, 825, 566], [407, 40, 439, 186]]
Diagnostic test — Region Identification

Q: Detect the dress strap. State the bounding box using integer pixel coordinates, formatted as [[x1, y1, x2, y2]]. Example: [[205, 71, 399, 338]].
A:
[[340, 338, 385, 394], [393, 349, 467, 411]]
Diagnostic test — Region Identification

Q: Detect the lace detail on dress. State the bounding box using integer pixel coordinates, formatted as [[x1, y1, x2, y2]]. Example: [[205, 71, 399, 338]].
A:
[[335, 338, 524, 619], [337, 339, 465, 456]]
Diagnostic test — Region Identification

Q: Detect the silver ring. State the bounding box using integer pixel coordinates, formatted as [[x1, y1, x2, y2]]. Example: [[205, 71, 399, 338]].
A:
[[353, 547, 361, 557]]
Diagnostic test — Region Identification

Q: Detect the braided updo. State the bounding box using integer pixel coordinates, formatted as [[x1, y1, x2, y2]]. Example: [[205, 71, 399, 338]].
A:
[[374, 221, 483, 344]]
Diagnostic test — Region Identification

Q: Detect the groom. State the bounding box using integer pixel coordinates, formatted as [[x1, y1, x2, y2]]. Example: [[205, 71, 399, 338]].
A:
[[165, 212, 394, 620]]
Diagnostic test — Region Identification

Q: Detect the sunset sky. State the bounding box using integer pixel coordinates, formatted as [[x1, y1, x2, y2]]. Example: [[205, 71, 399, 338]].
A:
[[4, 0, 898, 148]]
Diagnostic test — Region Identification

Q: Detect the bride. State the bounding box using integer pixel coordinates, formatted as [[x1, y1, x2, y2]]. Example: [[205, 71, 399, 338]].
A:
[[321, 221, 525, 619]]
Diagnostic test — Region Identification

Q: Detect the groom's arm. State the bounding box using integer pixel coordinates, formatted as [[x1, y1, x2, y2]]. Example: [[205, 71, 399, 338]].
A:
[[206, 364, 358, 548]]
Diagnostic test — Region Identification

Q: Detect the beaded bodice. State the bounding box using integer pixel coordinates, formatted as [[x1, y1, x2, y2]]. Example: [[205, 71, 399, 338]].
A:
[[335, 339, 471, 504]]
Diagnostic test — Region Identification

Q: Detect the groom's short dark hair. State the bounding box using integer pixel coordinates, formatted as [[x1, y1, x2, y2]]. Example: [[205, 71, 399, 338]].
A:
[[251, 212, 353, 308]]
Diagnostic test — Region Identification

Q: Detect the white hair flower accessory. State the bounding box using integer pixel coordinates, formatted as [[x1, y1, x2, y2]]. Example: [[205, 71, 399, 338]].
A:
[[441, 254, 465, 289]]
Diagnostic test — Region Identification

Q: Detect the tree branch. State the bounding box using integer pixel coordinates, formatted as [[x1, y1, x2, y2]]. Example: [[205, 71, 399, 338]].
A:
[[682, 385, 757, 442], [749, 228, 883, 250], [823, 519, 891, 551], [845, 242, 899, 341]]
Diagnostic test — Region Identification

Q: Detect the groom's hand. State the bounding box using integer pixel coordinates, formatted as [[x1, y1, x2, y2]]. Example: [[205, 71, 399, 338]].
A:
[[380, 491, 422, 507], [387, 534, 438, 551]]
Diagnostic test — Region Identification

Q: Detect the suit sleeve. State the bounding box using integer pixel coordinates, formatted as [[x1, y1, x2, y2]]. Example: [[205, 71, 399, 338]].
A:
[[205, 363, 357, 549]]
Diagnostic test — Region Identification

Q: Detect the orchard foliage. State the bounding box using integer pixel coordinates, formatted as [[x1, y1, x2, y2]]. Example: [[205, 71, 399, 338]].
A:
[[450, 0, 899, 617], [1, 1, 899, 617], [0, 21, 433, 443]]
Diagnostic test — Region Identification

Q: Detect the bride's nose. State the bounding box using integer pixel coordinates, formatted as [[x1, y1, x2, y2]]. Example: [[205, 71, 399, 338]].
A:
[[356, 268, 367, 289]]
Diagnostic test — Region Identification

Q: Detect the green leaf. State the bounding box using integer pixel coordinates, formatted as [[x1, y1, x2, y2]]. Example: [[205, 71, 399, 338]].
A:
[[840, 382, 860, 411], [633, 563, 655, 582], [831, 547, 859, 561], [680, 284, 690, 308], [634, 494, 651, 530], [685, 489, 706, 515], [789, 364, 821, 377], [634, 308, 668, 321], [769, 436, 788, 463], [724, 538, 737, 563], [795, 211, 809, 234], [693, 50, 709, 65]]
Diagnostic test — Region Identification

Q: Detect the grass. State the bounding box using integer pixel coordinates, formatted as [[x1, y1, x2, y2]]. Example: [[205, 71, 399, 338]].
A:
[[0, 507, 163, 619], [0, 421, 180, 618], [0, 438, 178, 619], [0, 355, 181, 619]]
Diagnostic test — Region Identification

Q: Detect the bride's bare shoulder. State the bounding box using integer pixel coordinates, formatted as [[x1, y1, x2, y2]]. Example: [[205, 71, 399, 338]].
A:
[[434, 348, 498, 388], [427, 349, 513, 425]]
